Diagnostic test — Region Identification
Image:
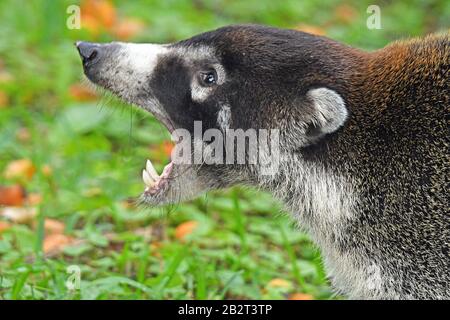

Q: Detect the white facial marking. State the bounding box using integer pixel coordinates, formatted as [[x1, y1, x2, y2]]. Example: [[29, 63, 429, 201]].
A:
[[190, 62, 226, 103], [191, 86, 210, 102], [101, 42, 175, 129], [119, 43, 169, 76], [100, 42, 169, 101]]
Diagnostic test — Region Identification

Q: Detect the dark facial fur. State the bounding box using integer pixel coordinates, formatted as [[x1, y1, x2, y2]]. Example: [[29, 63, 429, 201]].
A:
[[77, 25, 449, 299]]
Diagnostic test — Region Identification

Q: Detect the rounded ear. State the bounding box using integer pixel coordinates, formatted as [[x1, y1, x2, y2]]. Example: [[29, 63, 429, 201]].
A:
[[305, 87, 348, 138]]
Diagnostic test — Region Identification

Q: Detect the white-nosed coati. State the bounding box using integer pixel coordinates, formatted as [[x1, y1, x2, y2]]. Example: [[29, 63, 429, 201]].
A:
[[76, 25, 449, 299]]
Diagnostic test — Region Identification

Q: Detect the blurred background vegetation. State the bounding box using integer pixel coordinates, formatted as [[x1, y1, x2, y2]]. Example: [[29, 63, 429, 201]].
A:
[[0, 0, 448, 299]]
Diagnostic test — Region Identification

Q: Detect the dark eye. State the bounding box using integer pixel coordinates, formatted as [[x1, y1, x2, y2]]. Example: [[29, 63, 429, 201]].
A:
[[199, 70, 217, 86]]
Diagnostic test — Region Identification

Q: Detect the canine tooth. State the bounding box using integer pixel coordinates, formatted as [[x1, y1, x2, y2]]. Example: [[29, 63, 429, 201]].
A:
[[146, 159, 159, 180], [142, 169, 154, 187]]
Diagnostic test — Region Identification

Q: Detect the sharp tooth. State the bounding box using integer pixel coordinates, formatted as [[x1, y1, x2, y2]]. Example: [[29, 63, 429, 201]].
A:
[[142, 169, 154, 187], [146, 159, 160, 180]]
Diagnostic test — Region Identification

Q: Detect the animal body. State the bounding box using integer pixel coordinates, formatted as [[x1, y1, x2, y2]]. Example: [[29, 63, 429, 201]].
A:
[[76, 25, 449, 299]]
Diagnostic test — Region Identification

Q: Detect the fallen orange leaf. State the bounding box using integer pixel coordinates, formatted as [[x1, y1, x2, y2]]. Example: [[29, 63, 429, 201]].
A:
[[0, 60, 13, 83], [0, 221, 11, 233], [0, 90, 9, 108], [0, 70, 13, 83], [81, 0, 117, 31], [175, 220, 199, 240], [288, 293, 314, 300], [43, 234, 73, 254], [81, 14, 103, 36], [94, 0, 116, 29], [16, 127, 31, 143], [267, 278, 291, 288], [69, 83, 98, 101], [334, 4, 357, 24], [26, 193, 42, 206], [112, 18, 145, 40], [43, 218, 65, 234], [0, 185, 26, 206], [83, 187, 102, 197], [4, 159, 36, 181], [150, 241, 163, 257], [294, 24, 326, 36], [41, 164, 53, 177]]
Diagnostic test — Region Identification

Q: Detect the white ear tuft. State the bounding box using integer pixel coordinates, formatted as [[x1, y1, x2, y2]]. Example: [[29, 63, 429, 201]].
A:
[[307, 87, 348, 134]]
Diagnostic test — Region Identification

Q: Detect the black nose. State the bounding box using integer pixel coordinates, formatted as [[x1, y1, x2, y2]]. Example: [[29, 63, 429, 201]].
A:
[[76, 41, 100, 64]]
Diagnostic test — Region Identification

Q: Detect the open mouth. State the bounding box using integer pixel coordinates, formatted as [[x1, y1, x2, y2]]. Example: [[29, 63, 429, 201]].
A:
[[142, 159, 174, 195], [140, 114, 178, 196], [74, 41, 187, 200]]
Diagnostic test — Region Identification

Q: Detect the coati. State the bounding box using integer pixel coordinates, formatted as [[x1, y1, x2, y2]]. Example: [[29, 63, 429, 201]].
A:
[[76, 24, 449, 299]]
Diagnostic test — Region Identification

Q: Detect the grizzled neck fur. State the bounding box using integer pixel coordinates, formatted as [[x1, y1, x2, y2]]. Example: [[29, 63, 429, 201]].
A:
[[255, 33, 449, 299]]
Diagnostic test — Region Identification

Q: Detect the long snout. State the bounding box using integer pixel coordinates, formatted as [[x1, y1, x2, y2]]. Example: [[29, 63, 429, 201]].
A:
[[75, 41, 168, 81], [75, 41, 124, 81], [75, 41, 101, 65], [75, 40, 170, 115], [75, 41, 114, 82]]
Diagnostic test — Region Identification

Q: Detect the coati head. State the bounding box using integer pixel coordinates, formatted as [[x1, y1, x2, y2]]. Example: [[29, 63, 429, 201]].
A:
[[76, 24, 354, 205]]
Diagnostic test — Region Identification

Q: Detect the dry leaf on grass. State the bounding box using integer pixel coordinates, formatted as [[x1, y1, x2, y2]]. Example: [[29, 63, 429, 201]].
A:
[[81, 14, 102, 36], [41, 164, 53, 177], [83, 187, 103, 197], [0, 90, 9, 108], [26, 193, 42, 206], [16, 127, 31, 142], [0, 71, 13, 83], [150, 241, 163, 257], [334, 4, 357, 24], [43, 234, 73, 254], [81, 0, 117, 33], [35, 218, 65, 235], [0, 221, 11, 233], [0, 185, 26, 206], [25, 226, 165, 261], [288, 293, 314, 300], [89, 0, 116, 29], [4, 159, 36, 180], [267, 278, 292, 288], [44, 219, 65, 234], [0, 207, 37, 223], [174, 220, 199, 240], [80, 0, 144, 41], [0, 60, 13, 83]]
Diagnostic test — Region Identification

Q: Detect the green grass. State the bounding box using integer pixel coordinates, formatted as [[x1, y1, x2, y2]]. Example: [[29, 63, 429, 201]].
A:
[[0, 0, 448, 300]]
